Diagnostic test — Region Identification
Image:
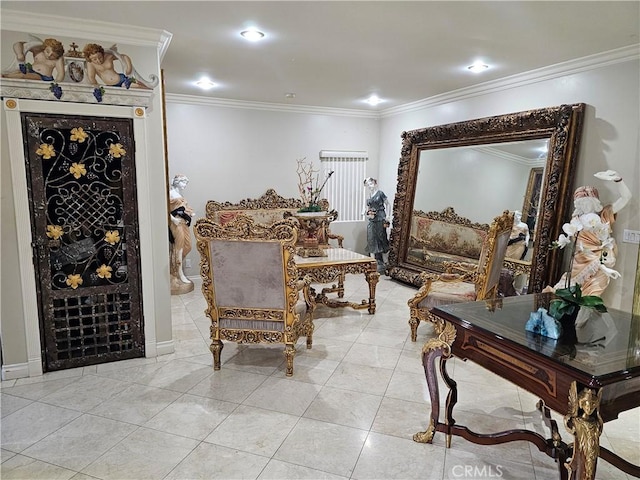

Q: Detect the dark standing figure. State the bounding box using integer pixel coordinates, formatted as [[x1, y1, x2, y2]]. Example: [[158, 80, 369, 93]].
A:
[[364, 177, 390, 274]]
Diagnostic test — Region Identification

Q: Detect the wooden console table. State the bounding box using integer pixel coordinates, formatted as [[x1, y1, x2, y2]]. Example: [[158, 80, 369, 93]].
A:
[[295, 248, 379, 314], [415, 293, 640, 480]]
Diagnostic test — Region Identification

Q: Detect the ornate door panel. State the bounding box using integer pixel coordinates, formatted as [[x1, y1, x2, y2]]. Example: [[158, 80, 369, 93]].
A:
[[22, 113, 144, 371]]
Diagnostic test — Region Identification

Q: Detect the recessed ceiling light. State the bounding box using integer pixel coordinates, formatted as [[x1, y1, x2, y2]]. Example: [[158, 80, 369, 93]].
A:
[[365, 95, 383, 106], [240, 29, 265, 41], [195, 77, 216, 90], [467, 61, 490, 73], [285, 93, 296, 99]]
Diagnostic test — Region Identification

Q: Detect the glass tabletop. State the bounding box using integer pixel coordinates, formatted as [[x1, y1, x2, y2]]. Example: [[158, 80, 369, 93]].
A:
[[435, 293, 640, 379]]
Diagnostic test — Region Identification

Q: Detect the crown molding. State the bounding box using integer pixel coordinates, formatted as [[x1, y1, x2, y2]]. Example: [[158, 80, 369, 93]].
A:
[[380, 44, 640, 118], [167, 44, 638, 119], [165, 93, 380, 119], [477, 146, 546, 168], [1, 9, 172, 55]]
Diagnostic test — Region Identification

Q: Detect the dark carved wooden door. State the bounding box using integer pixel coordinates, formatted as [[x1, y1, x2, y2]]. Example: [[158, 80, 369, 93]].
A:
[[22, 113, 144, 371]]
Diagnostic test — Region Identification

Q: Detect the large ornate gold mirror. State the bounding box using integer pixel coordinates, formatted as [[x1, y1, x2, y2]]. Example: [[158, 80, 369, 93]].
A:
[[388, 104, 585, 293]]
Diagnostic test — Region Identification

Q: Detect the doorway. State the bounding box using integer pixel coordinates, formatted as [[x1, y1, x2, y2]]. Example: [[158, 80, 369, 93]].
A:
[[22, 113, 145, 371]]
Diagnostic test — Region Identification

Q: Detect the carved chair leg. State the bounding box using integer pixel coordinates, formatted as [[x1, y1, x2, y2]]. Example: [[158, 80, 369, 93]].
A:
[[284, 344, 296, 377], [409, 317, 420, 342], [305, 319, 314, 349], [210, 339, 223, 370]]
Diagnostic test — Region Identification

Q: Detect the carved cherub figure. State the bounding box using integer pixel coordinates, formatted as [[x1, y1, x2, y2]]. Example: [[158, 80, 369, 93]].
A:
[[2, 36, 65, 82], [82, 43, 158, 90]]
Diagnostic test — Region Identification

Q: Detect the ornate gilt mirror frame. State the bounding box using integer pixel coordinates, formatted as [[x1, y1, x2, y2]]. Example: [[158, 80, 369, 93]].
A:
[[388, 103, 585, 293]]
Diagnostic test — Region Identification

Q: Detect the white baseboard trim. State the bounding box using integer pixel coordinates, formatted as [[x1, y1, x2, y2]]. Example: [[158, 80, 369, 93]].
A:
[[2, 362, 30, 381], [2, 340, 175, 381], [155, 340, 175, 357]]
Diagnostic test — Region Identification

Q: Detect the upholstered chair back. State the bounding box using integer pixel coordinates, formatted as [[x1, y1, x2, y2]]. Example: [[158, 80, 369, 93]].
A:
[[194, 214, 315, 376], [475, 210, 515, 300], [407, 210, 513, 341]]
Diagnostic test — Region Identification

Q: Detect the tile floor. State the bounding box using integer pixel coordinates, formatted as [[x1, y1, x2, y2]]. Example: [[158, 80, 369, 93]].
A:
[[1, 276, 638, 479]]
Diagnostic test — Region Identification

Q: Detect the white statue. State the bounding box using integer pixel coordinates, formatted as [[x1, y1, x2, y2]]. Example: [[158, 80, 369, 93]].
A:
[[552, 169, 632, 299], [506, 210, 531, 261], [168, 174, 195, 294]]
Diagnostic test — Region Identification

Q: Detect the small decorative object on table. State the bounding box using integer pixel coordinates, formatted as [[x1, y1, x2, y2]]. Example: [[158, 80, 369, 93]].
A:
[[294, 158, 334, 256]]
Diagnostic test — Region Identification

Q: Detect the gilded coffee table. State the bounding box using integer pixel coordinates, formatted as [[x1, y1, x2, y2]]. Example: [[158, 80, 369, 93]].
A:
[[295, 248, 379, 314], [415, 293, 640, 480]]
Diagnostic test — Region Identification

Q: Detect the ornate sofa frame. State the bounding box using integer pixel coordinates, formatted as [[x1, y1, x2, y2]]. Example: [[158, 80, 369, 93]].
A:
[[205, 188, 343, 248]]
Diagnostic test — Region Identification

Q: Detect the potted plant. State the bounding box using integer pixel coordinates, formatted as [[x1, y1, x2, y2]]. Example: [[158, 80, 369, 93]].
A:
[[296, 158, 334, 213]]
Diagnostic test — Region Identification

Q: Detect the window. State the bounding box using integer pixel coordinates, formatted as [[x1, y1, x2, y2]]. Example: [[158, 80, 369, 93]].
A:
[[319, 151, 367, 222]]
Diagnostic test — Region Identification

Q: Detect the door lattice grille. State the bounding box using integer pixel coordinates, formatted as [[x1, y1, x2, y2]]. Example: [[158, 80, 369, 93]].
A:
[[23, 113, 144, 371], [51, 293, 137, 362]]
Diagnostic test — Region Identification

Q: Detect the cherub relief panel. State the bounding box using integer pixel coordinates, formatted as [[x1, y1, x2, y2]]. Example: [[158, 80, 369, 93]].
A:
[[2, 34, 159, 102]]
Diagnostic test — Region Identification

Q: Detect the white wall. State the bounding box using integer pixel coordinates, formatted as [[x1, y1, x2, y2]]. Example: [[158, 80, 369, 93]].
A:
[[165, 100, 381, 274], [165, 57, 638, 311], [380, 58, 640, 311]]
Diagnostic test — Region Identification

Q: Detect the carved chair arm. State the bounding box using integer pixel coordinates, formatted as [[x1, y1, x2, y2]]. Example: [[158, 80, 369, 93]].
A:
[[327, 231, 344, 248]]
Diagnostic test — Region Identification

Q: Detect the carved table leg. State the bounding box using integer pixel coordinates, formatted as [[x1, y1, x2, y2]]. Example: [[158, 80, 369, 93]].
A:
[[440, 355, 457, 448], [564, 382, 603, 480], [537, 400, 569, 480], [337, 272, 345, 298], [365, 270, 379, 314], [414, 321, 457, 445]]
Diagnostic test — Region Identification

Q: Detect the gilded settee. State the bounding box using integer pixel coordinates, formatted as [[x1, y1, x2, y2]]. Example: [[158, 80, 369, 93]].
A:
[[205, 188, 343, 248]]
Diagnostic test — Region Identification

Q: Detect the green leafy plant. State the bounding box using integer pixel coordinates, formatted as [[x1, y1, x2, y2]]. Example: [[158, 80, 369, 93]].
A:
[[549, 284, 607, 320]]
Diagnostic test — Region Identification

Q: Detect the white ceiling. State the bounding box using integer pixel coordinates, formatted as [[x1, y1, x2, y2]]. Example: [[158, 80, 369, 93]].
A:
[[2, 1, 639, 111]]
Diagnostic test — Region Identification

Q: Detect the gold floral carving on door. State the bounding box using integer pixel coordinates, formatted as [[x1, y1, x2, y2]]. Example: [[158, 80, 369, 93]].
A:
[[22, 113, 144, 371]]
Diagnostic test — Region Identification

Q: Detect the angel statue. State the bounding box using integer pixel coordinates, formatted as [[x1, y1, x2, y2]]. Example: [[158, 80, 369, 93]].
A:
[[564, 383, 603, 479], [551, 169, 632, 298], [2, 35, 65, 82], [82, 43, 159, 90]]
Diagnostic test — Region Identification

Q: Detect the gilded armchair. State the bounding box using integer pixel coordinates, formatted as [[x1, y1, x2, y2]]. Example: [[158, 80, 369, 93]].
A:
[[194, 215, 315, 376], [408, 210, 514, 341]]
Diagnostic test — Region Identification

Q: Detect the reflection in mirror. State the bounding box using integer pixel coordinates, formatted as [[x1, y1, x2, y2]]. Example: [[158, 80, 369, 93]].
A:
[[415, 139, 547, 225], [411, 139, 548, 294], [388, 104, 585, 293]]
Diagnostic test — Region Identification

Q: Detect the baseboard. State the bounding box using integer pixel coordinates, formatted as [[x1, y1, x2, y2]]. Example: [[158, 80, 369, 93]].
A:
[[155, 339, 175, 357], [1, 362, 30, 381]]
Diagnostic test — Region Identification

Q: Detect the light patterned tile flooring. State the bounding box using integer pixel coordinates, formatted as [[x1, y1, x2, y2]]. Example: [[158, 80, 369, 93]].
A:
[[1, 276, 638, 479]]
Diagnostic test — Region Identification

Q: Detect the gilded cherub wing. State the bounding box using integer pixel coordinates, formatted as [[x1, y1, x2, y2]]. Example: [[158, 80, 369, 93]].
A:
[[563, 381, 579, 434], [567, 381, 579, 417]]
